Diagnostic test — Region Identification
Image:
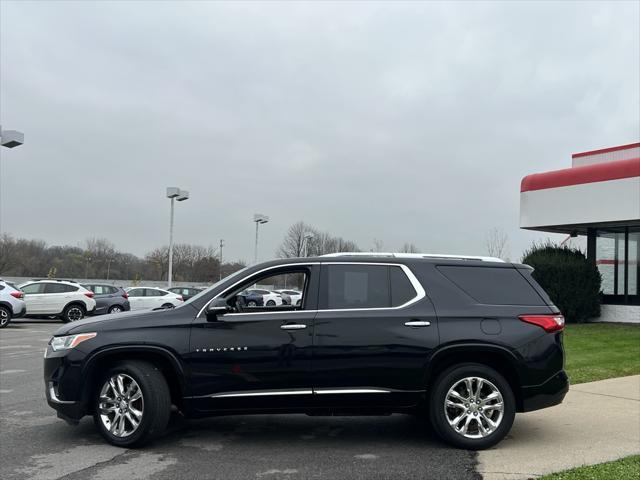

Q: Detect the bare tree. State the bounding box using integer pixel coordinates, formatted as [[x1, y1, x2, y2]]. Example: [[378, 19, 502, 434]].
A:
[[485, 228, 510, 261], [400, 242, 420, 253], [371, 238, 385, 252], [0, 234, 17, 273], [277, 222, 360, 258]]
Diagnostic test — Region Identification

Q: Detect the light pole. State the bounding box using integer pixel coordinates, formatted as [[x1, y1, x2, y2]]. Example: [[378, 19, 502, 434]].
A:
[[253, 214, 269, 264], [0, 126, 24, 235], [166, 187, 189, 288], [303, 233, 314, 257], [219, 239, 225, 281]]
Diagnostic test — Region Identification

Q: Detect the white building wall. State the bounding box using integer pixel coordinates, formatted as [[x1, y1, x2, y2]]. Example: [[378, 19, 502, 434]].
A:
[[572, 145, 640, 167], [591, 304, 640, 324], [520, 177, 640, 229]]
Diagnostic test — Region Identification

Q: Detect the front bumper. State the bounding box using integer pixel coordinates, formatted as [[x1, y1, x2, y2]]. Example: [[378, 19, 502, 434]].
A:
[[520, 370, 569, 412], [44, 348, 88, 421]]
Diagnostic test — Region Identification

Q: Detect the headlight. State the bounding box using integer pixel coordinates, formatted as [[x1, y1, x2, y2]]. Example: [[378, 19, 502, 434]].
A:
[[50, 333, 97, 351]]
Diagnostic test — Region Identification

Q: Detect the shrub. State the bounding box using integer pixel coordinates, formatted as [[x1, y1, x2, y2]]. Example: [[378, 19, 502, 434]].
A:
[[521, 242, 601, 323]]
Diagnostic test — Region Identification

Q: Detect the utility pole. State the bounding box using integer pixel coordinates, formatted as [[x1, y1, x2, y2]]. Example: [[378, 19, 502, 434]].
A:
[[166, 187, 189, 288], [219, 239, 225, 281], [253, 214, 269, 264]]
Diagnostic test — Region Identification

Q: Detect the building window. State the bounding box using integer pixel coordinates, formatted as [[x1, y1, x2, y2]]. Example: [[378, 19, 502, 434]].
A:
[[595, 227, 640, 305]]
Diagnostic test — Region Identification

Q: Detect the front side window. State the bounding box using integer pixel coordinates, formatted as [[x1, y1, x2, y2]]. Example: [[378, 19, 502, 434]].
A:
[[224, 269, 309, 313], [128, 288, 143, 297]]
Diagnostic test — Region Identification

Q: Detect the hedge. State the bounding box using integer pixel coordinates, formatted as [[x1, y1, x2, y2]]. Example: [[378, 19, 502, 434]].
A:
[[522, 243, 601, 323]]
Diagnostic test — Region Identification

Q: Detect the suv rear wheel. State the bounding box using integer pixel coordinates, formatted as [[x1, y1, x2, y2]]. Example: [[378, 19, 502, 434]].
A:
[[62, 304, 85, 323], [429, 363, 515, 450], [0, 306, 11, 328], [93, 360, 171, 448]]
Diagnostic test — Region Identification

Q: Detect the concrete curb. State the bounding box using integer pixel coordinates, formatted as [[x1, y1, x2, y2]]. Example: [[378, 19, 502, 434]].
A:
[[477, 375, 640, 480]]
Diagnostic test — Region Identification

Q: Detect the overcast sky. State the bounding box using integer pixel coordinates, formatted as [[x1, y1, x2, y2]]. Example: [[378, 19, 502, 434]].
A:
[[1, 0, 639, 263]]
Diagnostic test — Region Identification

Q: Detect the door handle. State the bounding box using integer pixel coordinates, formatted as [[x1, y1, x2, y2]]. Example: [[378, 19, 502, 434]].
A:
[[404, 320, 431, 327], [281, 324, 307, 330]]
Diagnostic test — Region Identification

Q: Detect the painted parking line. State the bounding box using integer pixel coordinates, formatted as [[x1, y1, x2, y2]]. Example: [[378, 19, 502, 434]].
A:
[[0, 370, 27, 375]]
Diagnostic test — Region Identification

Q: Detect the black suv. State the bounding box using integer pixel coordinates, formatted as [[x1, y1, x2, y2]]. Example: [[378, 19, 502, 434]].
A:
[[44, 254, 568, 449]]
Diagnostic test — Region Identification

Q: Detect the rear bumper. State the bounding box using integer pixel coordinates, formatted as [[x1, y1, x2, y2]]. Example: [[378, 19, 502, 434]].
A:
[[520, 370, 569, 412]]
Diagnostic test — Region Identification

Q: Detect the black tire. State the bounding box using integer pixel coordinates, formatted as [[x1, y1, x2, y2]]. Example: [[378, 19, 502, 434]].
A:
[[62, 304, 85, 323], [93, 360, 171, 448], [266, 300, 276, 306], [429, 363, 515, 450], [247, 300, 257, 307], [108, 305, 124, 314], [0, 306, 11, 328]]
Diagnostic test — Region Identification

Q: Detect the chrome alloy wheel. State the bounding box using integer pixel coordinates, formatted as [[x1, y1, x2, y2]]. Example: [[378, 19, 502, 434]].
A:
[[99, 374, 144, 437], [444, 376, 504, 439], [67, 306, 84, 321]]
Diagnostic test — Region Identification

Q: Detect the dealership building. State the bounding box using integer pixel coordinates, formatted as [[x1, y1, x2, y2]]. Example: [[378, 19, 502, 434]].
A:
[[520, 142, 640, 323]]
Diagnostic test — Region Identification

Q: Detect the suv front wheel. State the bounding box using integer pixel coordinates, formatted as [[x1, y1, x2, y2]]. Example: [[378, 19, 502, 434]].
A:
[[429, 363, 515, 450], [93, 360, 171, 448]]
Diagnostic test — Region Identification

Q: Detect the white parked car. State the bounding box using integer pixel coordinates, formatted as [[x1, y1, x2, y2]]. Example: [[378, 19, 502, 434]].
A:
[[18, 279, 96, 323], [125, 287, 184, 311], [0, 279, 27, 328], [273, 289, 303, 306], [242, 289, 284, 307]]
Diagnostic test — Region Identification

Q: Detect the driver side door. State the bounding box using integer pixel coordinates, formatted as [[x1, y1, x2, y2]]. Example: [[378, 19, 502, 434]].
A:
[[187, 264, 320, 412]]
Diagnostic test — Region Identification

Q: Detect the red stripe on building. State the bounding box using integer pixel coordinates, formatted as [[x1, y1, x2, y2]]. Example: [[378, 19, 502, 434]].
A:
[[572, 142, 640, 159], [520, 157, 640, 193]]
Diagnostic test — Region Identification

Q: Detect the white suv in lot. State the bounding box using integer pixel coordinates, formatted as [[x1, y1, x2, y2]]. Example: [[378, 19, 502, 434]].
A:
[[0, 279, 27, 328], [18, 279, 96, 322], [125, 287, 184, 311]]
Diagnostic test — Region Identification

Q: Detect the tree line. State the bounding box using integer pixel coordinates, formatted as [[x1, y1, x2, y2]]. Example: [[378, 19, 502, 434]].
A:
[[0, 234, 245, 283]]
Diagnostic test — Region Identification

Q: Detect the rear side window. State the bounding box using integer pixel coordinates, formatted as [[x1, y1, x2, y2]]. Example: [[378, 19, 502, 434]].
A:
[[44, 283, 78, 293], [324, 264, 389, 309], [437, 266, 545, 305], [390, 266, 417, 306]]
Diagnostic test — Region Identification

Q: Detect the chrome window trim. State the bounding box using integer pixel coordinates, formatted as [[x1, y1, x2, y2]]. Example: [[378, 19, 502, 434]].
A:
[[198, 261, 426, 317]]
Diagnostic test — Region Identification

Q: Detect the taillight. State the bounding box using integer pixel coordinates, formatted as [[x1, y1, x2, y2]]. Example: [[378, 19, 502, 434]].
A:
[[519, 314, 565, 332], [122, 292, 129, 299], [84, 292, 94, 298], [10, 291, 24, 299]]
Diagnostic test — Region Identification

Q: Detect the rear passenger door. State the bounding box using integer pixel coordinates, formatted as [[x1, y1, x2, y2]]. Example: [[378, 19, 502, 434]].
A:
[[43, 283, 78, 314], [312, 262, 439, 408]]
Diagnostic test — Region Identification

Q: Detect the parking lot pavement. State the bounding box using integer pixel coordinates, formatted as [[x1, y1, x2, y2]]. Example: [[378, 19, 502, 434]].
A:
[[1, 320, 479, 480], [477, 375, 640, 480]]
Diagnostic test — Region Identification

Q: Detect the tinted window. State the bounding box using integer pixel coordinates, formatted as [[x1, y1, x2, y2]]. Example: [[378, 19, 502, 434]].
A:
[[44, 283, 78, 293], [0, 285, 4, 291], [390, 266, 417, 306], [437, 266, 545, 305], [21, 283, 43, 294], [323, 264, 390, 309], [128, 288, 143, 297], [144, 289, 160, 297]]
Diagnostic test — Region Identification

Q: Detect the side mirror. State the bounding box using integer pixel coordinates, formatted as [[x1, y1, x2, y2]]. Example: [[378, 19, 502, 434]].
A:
[[206, 297, 230, 321]]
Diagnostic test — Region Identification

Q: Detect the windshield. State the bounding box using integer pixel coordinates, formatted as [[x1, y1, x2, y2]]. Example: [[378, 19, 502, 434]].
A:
[[182, 266, 251, 305]]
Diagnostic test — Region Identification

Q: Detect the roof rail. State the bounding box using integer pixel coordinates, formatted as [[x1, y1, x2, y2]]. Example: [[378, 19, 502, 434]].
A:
[[31, 278, 79, 283], [320, 252, 505, 263]]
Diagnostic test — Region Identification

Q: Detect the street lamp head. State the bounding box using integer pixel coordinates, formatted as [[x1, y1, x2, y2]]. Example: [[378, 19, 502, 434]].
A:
[[176, 190, 189, 201], [166, 187, 180, 199], [0, 130, 24, 148], [253, 213, 269, 224]]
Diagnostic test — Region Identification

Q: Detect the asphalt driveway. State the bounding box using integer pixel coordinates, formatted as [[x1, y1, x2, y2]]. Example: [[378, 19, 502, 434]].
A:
[[0, 320, 478, 480]]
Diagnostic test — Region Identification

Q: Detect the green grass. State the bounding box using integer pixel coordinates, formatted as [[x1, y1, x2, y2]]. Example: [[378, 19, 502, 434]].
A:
[[563, 323, 640, 384], [537, 455, 640, 480]]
